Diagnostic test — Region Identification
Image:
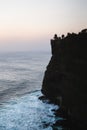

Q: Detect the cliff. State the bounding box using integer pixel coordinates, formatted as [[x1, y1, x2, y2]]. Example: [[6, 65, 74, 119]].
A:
[[41, 29, 87, 127]]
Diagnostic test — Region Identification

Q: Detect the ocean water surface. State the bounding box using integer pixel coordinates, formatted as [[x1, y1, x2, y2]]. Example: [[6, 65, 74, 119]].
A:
[[0, 52, 50, 102], [0, 52, 61, 130]]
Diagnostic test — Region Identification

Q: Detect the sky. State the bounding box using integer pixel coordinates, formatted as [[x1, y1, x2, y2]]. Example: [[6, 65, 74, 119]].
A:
[[0, 0, 87, 52]]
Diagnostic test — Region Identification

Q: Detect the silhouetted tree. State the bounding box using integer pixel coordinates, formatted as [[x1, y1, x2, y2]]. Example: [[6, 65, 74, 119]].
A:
[[62, 34, 65, 39], [54, 34, 58, 40]]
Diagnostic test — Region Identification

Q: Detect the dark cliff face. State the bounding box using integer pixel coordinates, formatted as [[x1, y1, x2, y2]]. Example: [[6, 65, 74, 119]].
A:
[[41, 29, 87, 124]]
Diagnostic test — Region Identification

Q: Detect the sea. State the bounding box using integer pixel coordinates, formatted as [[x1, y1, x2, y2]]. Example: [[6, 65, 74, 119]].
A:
[[0, 51, 50, 102], [0, 51, 61, 130]]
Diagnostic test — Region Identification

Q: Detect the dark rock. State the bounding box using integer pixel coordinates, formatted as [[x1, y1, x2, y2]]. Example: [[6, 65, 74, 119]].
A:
[[41, 29, 87, 127], [38, 95, 47, 100], [54, 107, 70, 118]]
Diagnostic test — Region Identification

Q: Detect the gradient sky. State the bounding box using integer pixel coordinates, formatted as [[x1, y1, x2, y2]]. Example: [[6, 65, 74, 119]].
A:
[[0, 0, 87, 52]]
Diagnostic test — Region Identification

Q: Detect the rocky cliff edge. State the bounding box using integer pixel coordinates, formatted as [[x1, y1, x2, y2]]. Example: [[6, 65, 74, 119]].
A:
[[41, 29, 87, 127]]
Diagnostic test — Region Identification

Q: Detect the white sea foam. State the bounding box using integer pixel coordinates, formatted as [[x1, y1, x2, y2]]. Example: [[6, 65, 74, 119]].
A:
[[0, 91, 58, 130]]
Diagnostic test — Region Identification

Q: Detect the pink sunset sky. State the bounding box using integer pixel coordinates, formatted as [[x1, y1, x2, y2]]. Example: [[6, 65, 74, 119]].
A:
[[0, 0, 87, 52]]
